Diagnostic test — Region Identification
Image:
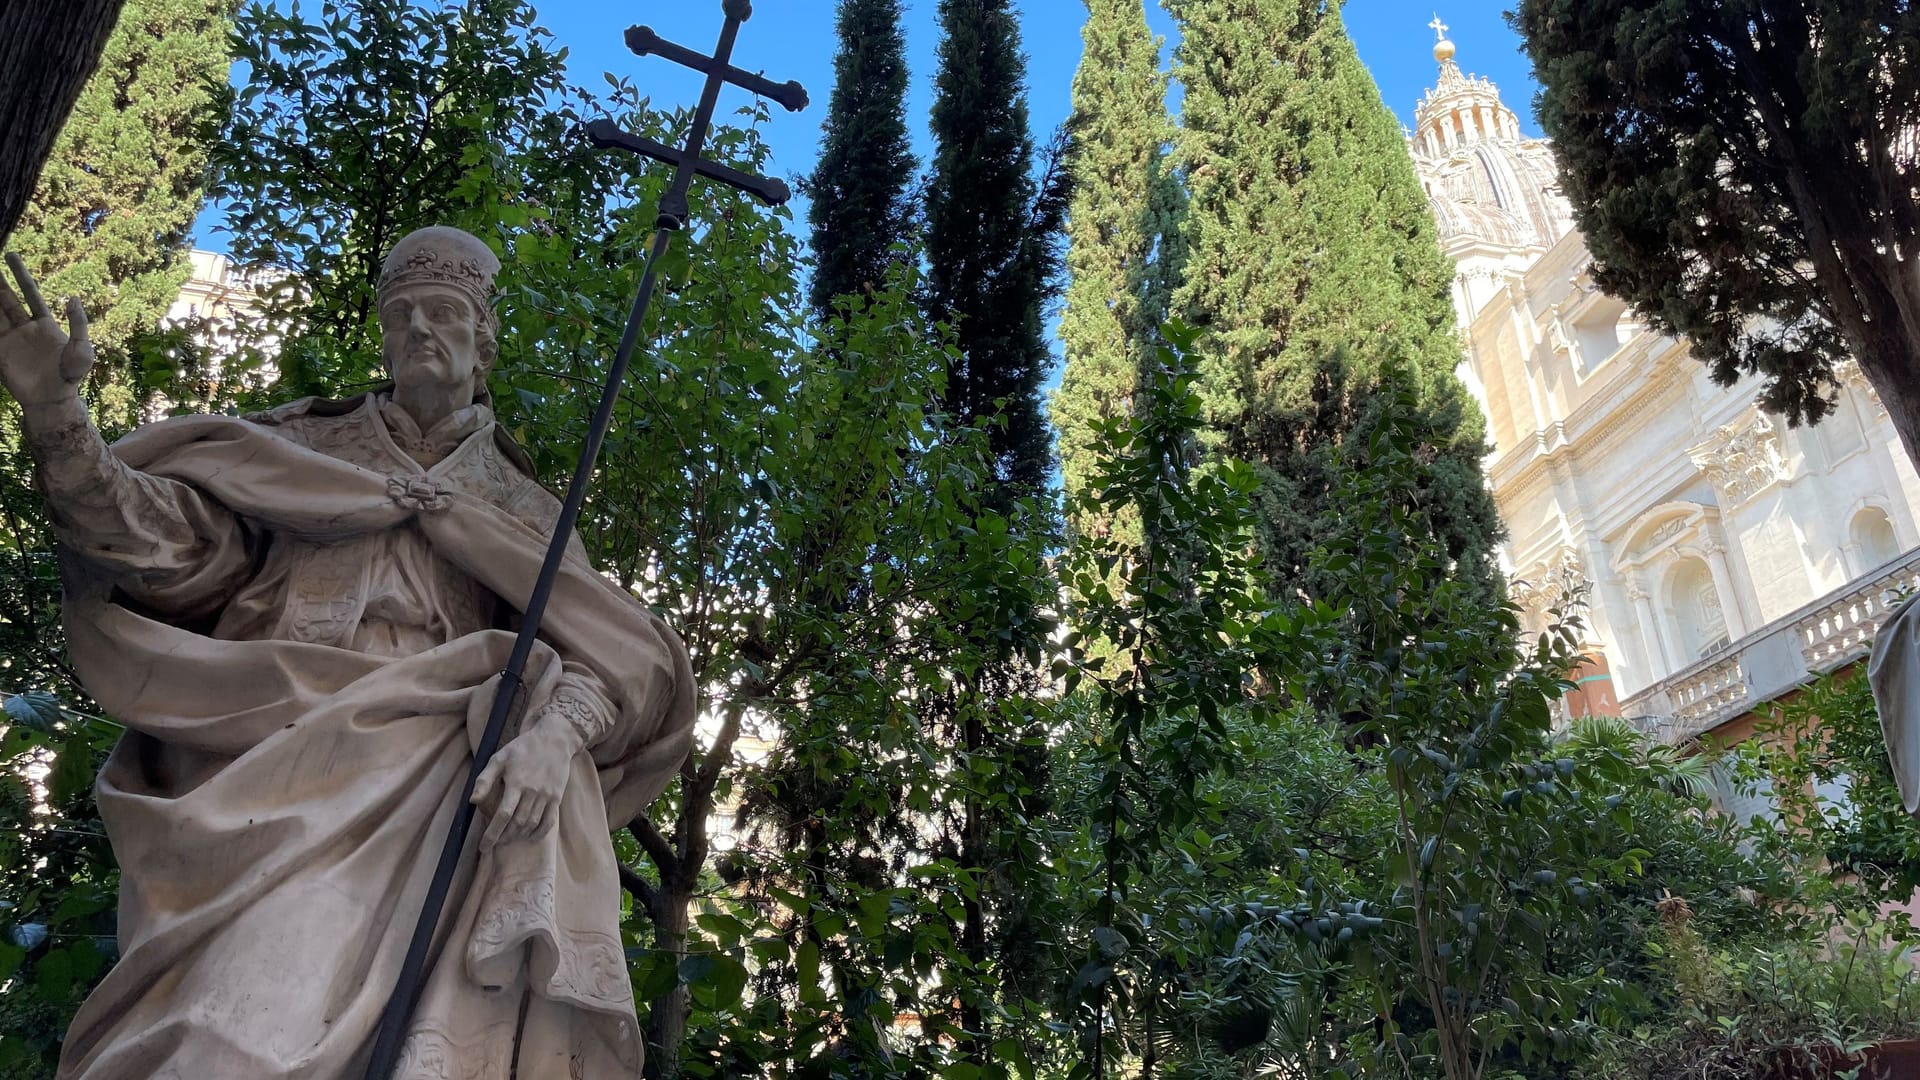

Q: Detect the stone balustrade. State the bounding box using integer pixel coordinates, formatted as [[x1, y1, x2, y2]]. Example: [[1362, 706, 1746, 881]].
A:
[[1670, 655, 1749, 729], [1621, 547, 1920, 744], [1796, 553, 1920, 670]]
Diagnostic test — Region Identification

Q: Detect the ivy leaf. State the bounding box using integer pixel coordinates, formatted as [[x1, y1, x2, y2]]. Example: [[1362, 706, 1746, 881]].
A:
[[677, 952, 714, 988], [36, 946, 73, 1000], [796, 938, 822, 1006], [2, 692, 64, 734], [1068, 961, 1112, 1001]]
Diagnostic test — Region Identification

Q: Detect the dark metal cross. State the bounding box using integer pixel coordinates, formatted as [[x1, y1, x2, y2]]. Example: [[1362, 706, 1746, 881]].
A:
[[588, 13, 808, 218], [361, 4, 805, 1076]]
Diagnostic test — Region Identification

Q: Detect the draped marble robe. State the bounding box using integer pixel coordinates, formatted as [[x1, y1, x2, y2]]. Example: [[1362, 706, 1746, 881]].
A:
[[1872, 594, 1920, 818], [47, 393, 696, 1080]]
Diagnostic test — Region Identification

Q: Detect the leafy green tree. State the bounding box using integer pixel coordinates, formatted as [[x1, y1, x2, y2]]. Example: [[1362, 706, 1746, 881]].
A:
[[1513, 0, 1920, 469], [1052, 322, 1362, 1077], [919, 4, 1074, 1064], [9, 0, 234, 357], [1167, 0, 1502, 614], [1255, 385, 1638, 1080], [923, 0, 1071, 494], [1053, 0, 1182, 545], [1753, 669, 1920, 908], [781, 21, 926, 1030], [210, 0, 583, 400], [803, 0, 915, 325], [1048, 339, 1793, 1078]]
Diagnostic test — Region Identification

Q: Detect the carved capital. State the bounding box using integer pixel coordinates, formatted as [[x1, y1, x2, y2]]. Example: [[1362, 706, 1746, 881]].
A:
[[1687, 408, 1790, 507], [1835, 358, 1889, 416], [1512, 544, 1590, 616]]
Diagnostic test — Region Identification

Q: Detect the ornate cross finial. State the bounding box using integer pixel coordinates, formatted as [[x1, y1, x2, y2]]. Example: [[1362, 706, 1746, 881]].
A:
[[1430, 13, 1449, 41], [586, 3, 809, 227]]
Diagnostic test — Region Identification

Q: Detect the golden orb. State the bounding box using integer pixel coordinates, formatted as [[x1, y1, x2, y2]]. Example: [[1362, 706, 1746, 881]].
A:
[[1435, 37, 1457, 62]]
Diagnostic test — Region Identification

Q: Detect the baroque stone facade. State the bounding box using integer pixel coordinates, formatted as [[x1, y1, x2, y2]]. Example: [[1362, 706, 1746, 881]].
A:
[[1411, 27, 1920, 735]]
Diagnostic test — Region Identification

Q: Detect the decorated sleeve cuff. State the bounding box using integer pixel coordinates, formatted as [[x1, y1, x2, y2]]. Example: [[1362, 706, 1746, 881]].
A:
[[541, 665, 620, 749]]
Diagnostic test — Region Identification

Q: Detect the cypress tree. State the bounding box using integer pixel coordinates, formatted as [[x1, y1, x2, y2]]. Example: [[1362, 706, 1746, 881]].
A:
[[923, 0, 1069, 493], [1053, 0, 1182, 544], [804, 0, 915, 325], [10, 0, 234, 355], [921, 3, 1069, 1060], [783, 6, 917, 1057], [1168, 0, 1502, 607]]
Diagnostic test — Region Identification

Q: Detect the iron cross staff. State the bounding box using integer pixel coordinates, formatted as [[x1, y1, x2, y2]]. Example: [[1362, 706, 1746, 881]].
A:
[[363, 3, 804, 1074]]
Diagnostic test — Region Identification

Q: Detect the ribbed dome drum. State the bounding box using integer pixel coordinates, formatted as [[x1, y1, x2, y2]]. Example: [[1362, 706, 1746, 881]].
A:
[[1410, 34, 1574, 255]]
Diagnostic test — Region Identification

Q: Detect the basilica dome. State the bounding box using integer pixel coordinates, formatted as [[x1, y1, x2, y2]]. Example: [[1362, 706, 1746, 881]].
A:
[[1410, 28, 1574, 254]]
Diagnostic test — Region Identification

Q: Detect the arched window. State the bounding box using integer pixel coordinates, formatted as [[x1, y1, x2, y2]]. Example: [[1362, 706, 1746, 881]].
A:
[[1852, 507, 1902, 571], [1669, 557, 1730, 660]]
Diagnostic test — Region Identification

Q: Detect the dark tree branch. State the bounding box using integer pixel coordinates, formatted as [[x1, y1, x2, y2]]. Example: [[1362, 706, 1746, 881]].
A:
[[618, 859, 659, 914], [692, 715, 740, 805], [629, 818, 679, 881]]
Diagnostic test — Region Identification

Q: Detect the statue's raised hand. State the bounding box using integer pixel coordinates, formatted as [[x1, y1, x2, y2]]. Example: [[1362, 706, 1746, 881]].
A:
[[0, 253, 92, 409]]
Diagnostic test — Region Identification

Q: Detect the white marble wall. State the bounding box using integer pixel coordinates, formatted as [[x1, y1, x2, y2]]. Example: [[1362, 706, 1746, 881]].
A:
[[1458, 232, 1920, 701]]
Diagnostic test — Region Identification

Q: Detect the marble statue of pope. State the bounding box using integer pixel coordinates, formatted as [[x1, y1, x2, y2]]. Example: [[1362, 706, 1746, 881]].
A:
[[0, 227, 696, 1079]]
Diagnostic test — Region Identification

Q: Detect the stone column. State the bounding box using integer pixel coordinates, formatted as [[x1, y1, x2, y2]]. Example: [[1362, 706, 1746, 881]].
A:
[[1628, 580, 1676, 680], [1701, 539, 1749, 640]]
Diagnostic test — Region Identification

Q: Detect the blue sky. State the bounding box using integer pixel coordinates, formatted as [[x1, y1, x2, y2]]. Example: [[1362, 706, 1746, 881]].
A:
[[522, 0, 1543, 186], [192, 1, 1542, 249]]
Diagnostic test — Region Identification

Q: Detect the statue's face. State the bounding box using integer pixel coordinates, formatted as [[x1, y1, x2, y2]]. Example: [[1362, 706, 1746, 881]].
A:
[[378, 283, 482, 400]]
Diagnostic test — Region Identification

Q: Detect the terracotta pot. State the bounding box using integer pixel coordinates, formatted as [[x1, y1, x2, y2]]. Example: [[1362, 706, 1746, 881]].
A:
[[1861, 1039, 1920, 1078], [1772, 1038, 1920, 1079]]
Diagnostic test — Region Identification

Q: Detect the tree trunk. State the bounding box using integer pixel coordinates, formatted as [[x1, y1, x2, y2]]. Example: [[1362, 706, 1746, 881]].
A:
[[640, 697, 741, 1077], [1854, 326, 1920, 481], [957, 702, 989, 1064], [644, 874, 694, 1079], [1725, 26, 1920, 476], [0, 1, 128, 248]]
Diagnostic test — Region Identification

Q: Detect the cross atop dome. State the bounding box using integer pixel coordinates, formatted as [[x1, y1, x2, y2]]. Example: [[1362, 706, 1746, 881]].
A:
[[1430, 12, 1458, 64]]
